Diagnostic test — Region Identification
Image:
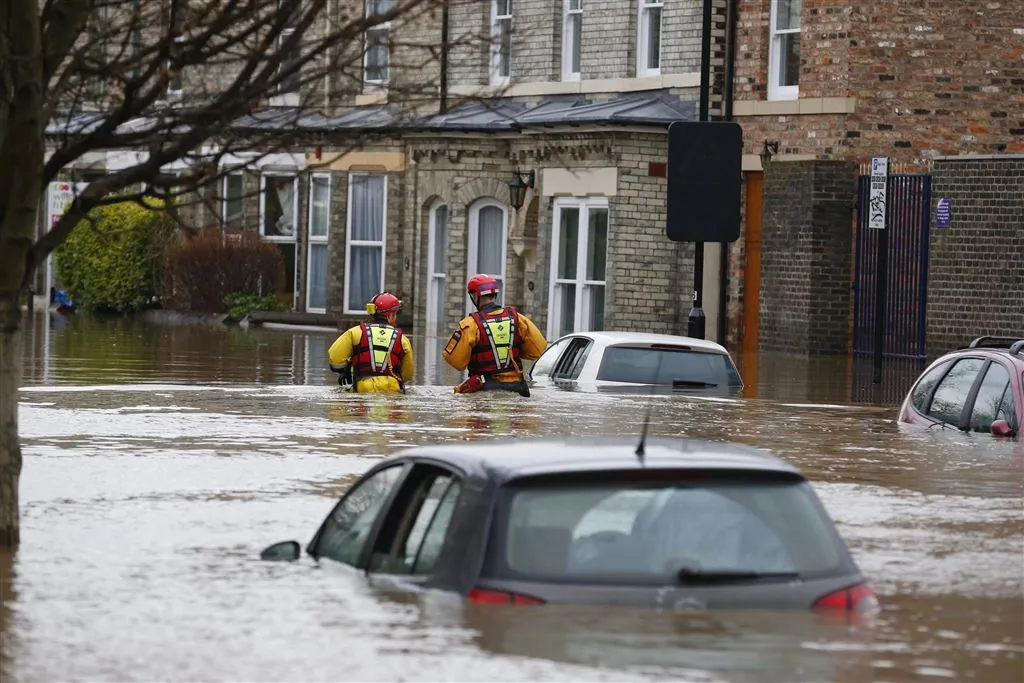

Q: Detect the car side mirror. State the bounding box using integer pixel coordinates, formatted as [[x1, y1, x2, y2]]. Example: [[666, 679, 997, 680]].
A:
[[991, 420, 1016, 438], [260, 540, 301, 561]]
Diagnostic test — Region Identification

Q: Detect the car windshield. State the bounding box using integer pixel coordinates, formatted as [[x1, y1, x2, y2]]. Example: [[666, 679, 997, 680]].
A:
[[489, 475, 846, 584], [596, 346, 741, 387]]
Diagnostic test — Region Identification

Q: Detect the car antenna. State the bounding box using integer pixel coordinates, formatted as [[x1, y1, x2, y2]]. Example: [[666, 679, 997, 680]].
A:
[[635, 348, 668, 466]]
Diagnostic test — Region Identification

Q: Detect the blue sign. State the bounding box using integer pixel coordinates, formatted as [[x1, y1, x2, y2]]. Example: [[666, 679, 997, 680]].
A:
[[936, 197, 951, 228]]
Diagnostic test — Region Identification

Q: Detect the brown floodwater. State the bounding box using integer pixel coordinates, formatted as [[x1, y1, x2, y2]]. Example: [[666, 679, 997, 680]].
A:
[[3, 312, 1022, 682]]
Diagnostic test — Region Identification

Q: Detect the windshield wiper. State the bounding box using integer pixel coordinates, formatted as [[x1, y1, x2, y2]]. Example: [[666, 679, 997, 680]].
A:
[[676, 568, 800, 584], [671, 380, 719, 389]]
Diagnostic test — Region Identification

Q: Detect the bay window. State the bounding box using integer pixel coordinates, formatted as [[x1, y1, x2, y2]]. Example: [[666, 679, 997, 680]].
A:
[[345, 173, 387, 314], [549, 198, 608, 338]]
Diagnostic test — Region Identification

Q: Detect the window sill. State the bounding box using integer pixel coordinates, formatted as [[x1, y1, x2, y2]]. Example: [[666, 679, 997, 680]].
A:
[[731, 97, 858, 117]]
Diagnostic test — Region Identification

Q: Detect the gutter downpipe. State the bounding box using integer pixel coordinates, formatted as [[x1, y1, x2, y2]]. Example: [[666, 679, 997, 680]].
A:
[[439, 0, 450, 114], [717, 0, 738, 345]]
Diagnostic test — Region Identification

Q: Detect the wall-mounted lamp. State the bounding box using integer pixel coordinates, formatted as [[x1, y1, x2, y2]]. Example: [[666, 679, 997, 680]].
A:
[[759, 140, 780, 170], [507, 169, 535, 211]]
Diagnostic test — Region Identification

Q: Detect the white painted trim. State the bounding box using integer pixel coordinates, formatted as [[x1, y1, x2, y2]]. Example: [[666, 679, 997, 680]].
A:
[[466, 198, 509, 315], [547, 196, 609, 339], [636, 0, 663, 78], [449, 72, 699, 98], [220, 152, 305, 170], [344, 172, 388, 316], [426, 199, 449, 335], [305, 172, 332, 314], [768, 0, 800, 101], [259, 172, 299, 243]]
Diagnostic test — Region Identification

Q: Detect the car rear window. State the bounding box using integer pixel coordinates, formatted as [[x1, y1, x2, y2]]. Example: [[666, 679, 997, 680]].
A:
[[486, 473, 847, 583], [596, 345, 741, 387]]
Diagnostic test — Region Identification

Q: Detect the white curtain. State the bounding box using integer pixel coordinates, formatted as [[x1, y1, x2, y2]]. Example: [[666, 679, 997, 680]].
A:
[[263, 177, 296, 237], [348, 175, 385, 311], [308, 245, 328, 310]]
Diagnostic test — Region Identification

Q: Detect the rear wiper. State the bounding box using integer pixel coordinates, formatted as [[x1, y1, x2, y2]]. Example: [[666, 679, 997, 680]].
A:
[[672, 380, 719, 389], [676, 568, 800, 584]]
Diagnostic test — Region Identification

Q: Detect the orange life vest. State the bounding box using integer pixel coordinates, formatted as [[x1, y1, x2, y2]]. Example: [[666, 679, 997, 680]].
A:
[[468, 307, 522, 377], [351, 322, 404, 382]]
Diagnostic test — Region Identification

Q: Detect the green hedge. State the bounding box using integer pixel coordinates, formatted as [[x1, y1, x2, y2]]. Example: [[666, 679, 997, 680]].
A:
[[55, 199, 174, 313]]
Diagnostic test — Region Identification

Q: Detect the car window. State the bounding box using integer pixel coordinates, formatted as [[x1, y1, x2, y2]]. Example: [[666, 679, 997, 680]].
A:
[[997, 382, 1017, 432], [530, 337, 572, 379], [488, 475, 846, 583], [926, 358, 985, 426], [910, 360, 952, 414], [597, 346, 740, 387], [552, 337, 592, 380], [969, 362, 1012, 433], [368, 470, 462, 576], [312, 465, 405, 566]]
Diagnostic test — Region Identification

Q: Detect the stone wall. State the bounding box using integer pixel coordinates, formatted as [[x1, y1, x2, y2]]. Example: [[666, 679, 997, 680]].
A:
[[925, 156, 1024, 355], [758, 159, 857, 355]]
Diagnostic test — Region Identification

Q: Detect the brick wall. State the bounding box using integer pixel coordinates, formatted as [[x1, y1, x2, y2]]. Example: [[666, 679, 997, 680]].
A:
[[925, 156, 1024, 355], [759, 159, 857, 354]]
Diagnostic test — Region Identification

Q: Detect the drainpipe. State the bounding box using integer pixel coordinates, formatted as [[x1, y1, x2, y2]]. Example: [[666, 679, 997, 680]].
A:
[[717, 0, 738, 345], [439, 0, 450, 114]]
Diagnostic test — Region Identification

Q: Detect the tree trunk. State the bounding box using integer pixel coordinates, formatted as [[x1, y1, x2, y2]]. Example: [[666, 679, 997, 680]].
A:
[[0, 305, 21, 549]]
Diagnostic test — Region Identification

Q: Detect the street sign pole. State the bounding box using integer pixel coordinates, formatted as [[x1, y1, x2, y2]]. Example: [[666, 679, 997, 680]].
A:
[[868, 157, 890, 384], [687, 0, 714, 340]]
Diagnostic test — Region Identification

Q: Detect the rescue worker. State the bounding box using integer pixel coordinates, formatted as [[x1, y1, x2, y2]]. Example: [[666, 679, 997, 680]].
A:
[[442, 274, 547, 397], [328, 292, 414, 393]]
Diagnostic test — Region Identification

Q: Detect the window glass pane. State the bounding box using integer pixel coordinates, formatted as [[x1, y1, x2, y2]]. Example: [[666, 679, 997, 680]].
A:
[[775, 0, 802, 31], [314, 466, 404, 565], [555, 283, 576, 338], [365, 28, 389, 82], [779, 33, 800, 87], [997, 383, 1017, 431], [477, 205, 505, 275], [348, 245, 382, 311], [597, 347, 737, 386], [367, 0, 393, 16], [557, 208, 579, 280], [496, 0, 511, 16], [530, 337, 572, 379], [646, 7, 661, 70], [310, 177, 330, 238], [350, 175, 385, 241], [586, 207, 607, 281], [432, 205, 448, 275], [911, 360, 950, 413], [585, 284, 604, 330], [497, 19, 511, 76], [969, 363, 1011, 432], [430, 277, 445, 330], [263, 176, 296, 238], [928, 358, 985, 426], [308, 244, 328, 310], [413, 481, 462, 574], [224, 175, 244, 228]]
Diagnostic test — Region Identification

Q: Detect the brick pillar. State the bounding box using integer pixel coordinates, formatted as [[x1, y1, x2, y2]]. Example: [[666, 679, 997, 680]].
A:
[[927, 156, 1024, 356], [758, 160, 857, 355]]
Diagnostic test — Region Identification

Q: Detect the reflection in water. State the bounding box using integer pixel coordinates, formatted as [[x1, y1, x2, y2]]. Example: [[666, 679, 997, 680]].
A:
[[8, 310, 1024, 682]]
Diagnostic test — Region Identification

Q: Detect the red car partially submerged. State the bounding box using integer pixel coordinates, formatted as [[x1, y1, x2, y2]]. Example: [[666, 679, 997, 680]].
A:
[[898, 337, 1023, 439]]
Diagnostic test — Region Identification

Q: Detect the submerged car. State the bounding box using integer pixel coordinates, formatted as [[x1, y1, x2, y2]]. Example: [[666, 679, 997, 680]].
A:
[[528, 331, 743, 393], [261, 436, 879, 616], [898, 336, 1022, 439]]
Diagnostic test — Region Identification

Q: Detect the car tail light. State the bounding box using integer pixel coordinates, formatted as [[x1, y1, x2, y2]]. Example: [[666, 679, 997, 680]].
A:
[[813, 583, 881, 616], [467, 588, 545, 605]]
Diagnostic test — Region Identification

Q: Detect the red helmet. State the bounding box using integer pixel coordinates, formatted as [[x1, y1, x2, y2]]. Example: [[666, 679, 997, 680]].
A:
[[467, 274, 501, 299], [366, 292, 402, 317]]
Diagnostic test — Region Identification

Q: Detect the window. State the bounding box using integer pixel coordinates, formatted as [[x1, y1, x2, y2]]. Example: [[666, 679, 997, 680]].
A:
[[312, 465, 405, 566], [551, 337, 592, 381], [562, 0, 583, 81], [487, 475, 845, 582], [969, 362, 1012, 433], [910, 360, 952, 415], [491, 0, 513, 85], [529, 336, 574, 380], [87, 3, 108, 101], [276, 1, 301, 96], [549, 198, 608, 338], [364, 0, 391, 84], [636, 0, 662, 77], [427, 202, 449, 335], [306, 174, 331, 313], [927, 358, 985, 427], [165, 1, 185, 97], [260, 174, 298, 240], [596, 346, 743, 388], [769, 0, 801, 100], [221, 172, 244, 229], [345, 173, 387, 314], [466, 200, 507, 313]]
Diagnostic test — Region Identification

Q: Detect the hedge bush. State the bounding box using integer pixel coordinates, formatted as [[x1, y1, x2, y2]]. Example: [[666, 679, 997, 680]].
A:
[[55, 199, 174, 313], [159, 227, 286, 313]]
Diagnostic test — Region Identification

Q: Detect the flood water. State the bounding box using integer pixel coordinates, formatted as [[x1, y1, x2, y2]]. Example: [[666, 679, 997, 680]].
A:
[[4, 312, 1022, 682]]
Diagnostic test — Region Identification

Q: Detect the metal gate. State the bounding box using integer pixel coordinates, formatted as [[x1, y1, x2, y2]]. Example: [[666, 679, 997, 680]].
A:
[[852, 173, 931, 360]]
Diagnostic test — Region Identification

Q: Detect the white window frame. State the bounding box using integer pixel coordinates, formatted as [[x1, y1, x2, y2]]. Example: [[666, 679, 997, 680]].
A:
[[490, 0, 512, 86], [768, 0, 800, 101], [466, 199, 508, 315], [636, 0, 663, 78], [258, 172, 299, 242], [306, 173, 332, 314], [344, 172, 388, 315], [547, 197, 609, 339], [426, 200, 449, 336], [363, 0, 391, 86], [561, 0, 583, 82], [221, 171, 245, 228]]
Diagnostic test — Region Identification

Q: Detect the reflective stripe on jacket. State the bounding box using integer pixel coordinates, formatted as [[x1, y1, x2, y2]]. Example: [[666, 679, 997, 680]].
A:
[[467, 307, 522, 377]]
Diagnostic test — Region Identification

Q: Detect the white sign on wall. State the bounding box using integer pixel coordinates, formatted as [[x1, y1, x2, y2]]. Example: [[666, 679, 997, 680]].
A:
[[868, 156, 889, 230]]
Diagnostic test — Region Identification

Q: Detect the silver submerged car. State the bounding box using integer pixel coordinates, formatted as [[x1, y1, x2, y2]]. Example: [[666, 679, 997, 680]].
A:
[[261, 437, 879, 617]]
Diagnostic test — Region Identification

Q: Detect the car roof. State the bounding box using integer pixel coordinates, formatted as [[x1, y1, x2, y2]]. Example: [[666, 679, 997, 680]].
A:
[[381, 436, 802, 482], [559, 330, 729, 354], [948, 337, 1024, 366], [939, 345, 1024, 368]]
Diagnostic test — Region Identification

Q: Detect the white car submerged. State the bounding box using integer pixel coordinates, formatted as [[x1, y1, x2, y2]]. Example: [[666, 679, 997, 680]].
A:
[[528, 331, 744, 393]]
